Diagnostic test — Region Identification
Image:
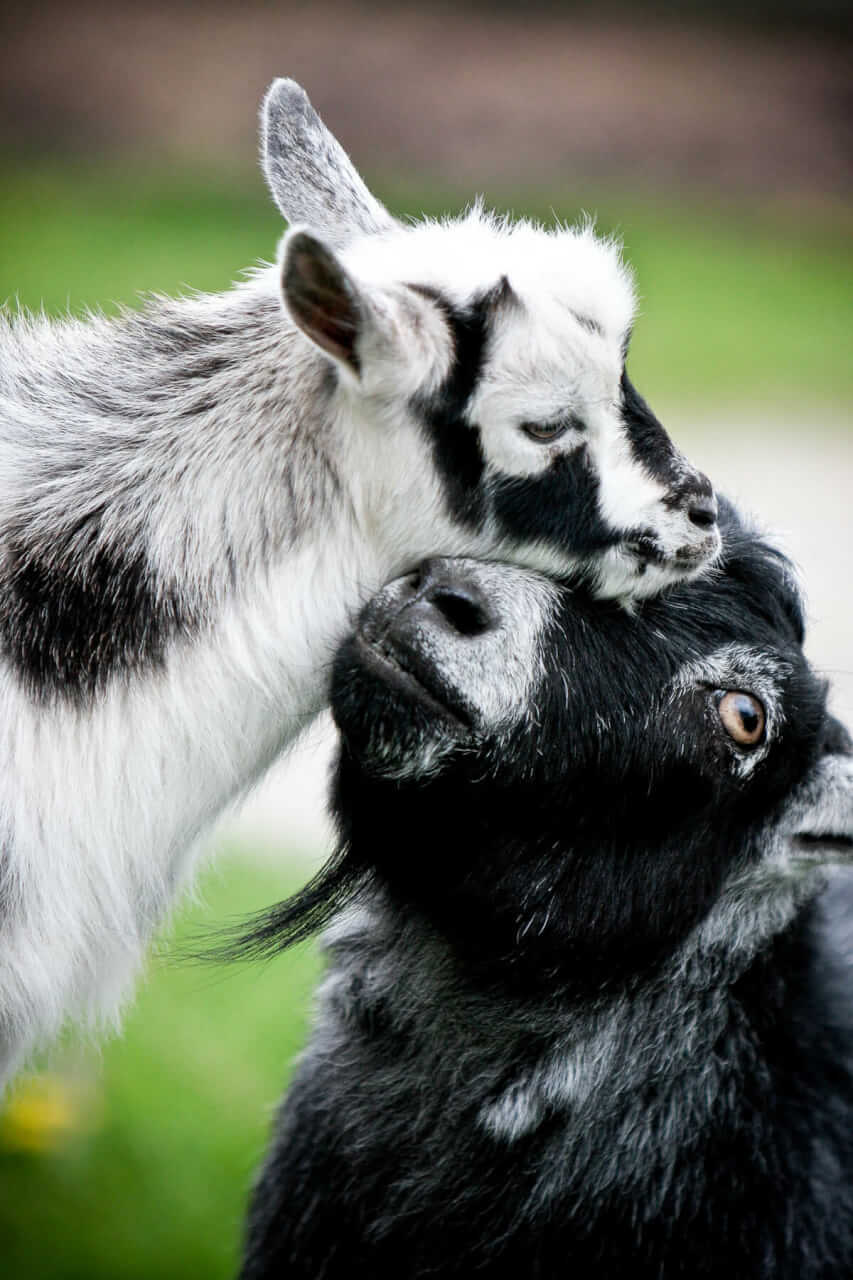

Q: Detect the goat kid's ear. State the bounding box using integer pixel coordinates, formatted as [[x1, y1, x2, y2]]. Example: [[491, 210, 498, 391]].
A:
[[261, 78, 396, 249], [282, 230, 378, 377]]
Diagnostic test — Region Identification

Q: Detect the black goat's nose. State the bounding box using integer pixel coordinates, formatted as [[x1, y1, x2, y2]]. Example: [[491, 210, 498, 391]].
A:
[[687, 494, 718, 530], [427, 582, 491, 637], [405, 561, 493, 638]]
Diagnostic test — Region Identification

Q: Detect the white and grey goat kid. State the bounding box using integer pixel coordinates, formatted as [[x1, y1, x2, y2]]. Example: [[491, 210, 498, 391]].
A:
[[0, 79, 718, 1082]]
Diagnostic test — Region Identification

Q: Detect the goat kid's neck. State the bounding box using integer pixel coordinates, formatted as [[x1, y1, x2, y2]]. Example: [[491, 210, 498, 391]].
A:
[[0, 273, 456, 1077]]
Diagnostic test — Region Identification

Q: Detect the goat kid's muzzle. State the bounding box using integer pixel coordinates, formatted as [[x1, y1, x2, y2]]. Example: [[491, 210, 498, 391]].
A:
[[667, 472, 720, 562], [634, 473, 721, 571]]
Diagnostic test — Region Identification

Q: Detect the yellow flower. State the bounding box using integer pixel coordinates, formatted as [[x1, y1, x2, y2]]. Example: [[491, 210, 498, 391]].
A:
[[1, 1075, 86, 1154]]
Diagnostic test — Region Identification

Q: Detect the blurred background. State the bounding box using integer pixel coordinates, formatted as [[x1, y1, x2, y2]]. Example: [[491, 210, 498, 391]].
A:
[[1, 1, 851, 1275]]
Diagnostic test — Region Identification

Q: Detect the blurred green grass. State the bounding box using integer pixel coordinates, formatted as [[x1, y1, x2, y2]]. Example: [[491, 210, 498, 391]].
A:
[[0, 161, 850, 1276], [0, 853, 321, 1279], [1, 163, 851, 412]]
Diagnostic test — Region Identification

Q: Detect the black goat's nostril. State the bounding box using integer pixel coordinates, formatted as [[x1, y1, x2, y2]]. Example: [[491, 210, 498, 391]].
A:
[[402, 560, 495, 637], [427, 585, 491, 638], [687, 497, 718, 530]]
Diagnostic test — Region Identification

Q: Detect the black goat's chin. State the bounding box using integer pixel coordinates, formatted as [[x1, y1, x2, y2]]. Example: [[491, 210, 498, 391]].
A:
[[351, 633, 472, 729]]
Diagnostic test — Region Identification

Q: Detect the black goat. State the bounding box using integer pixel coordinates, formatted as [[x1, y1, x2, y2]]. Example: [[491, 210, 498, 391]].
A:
[[238, 501, 853, 1279]]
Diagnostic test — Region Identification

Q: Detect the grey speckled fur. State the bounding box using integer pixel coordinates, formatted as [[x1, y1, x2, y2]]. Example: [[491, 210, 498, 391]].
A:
[[262, 80, 396, 246]]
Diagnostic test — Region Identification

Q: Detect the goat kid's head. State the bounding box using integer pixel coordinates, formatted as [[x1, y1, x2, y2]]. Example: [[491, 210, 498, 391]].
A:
[[330, 501, 852, 984], [261, 79, 719, 599]]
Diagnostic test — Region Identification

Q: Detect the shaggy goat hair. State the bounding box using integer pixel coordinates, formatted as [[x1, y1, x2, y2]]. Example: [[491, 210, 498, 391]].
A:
[[0, 78, 719, 1083], [239, 500, 853, 1280]]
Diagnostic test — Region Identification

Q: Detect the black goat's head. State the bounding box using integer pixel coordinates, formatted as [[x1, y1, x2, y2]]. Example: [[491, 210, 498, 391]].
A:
[[328, 501, 852, 986]]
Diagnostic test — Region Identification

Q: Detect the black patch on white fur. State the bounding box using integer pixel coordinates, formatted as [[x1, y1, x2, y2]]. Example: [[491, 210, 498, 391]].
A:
[[409, 286, 494, 530], [0, 524, 188, 703], [619, 370, 681, 485], [493, 447, 616, 557]]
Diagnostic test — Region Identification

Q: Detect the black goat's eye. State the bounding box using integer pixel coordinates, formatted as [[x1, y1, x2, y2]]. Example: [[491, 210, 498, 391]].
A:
[[521, 420, 570, 443], [717, 691, 766, 748]]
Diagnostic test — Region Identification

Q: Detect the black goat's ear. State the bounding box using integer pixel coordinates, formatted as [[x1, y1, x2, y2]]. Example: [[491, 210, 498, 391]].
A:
[[282, 230, 369, 375]]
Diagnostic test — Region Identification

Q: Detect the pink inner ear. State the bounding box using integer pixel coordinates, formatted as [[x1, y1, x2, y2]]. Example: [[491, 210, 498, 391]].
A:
[[284, 238, 363, 373]]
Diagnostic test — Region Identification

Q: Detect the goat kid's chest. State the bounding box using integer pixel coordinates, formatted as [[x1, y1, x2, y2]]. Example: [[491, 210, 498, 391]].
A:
[[320, 950, 746, 1233]]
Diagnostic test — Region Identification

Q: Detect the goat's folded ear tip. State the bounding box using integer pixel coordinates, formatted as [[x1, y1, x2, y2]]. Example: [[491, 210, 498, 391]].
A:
[[282, 226, 332, 260]]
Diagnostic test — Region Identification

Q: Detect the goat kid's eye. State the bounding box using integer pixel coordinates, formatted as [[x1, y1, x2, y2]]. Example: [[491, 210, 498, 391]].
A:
[[716, 690, 766, 748], [521, 420, 571, 444]]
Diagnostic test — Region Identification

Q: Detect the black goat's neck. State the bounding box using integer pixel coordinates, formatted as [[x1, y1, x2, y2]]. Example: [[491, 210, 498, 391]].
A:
[[333, 763, 747, 999]]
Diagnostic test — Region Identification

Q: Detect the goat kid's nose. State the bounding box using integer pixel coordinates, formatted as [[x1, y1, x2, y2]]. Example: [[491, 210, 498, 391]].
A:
[[687, 493, 718, 530], [673, 469, 718, 531], [399, 560, 494, 639]]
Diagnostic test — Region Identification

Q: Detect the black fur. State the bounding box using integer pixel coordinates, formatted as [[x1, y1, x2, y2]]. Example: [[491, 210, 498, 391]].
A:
[[0, 528, 187, 703], [620, 369, 681, 485], [492, 445, 615, 560], [620, 369, 713, 508], [410, 285, 492, 530], [238, 502, 853, 1279]]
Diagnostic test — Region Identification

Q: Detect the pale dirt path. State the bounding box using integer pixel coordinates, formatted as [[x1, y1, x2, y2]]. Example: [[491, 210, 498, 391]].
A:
[[216, 419, 853, 863], [685, 419, 853, 731]]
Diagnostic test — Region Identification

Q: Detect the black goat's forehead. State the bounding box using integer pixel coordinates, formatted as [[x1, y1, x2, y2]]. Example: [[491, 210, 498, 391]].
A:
[[505, 527, 808, 696], [654, 525, 805, 645], [548, 555, 804, 670]]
